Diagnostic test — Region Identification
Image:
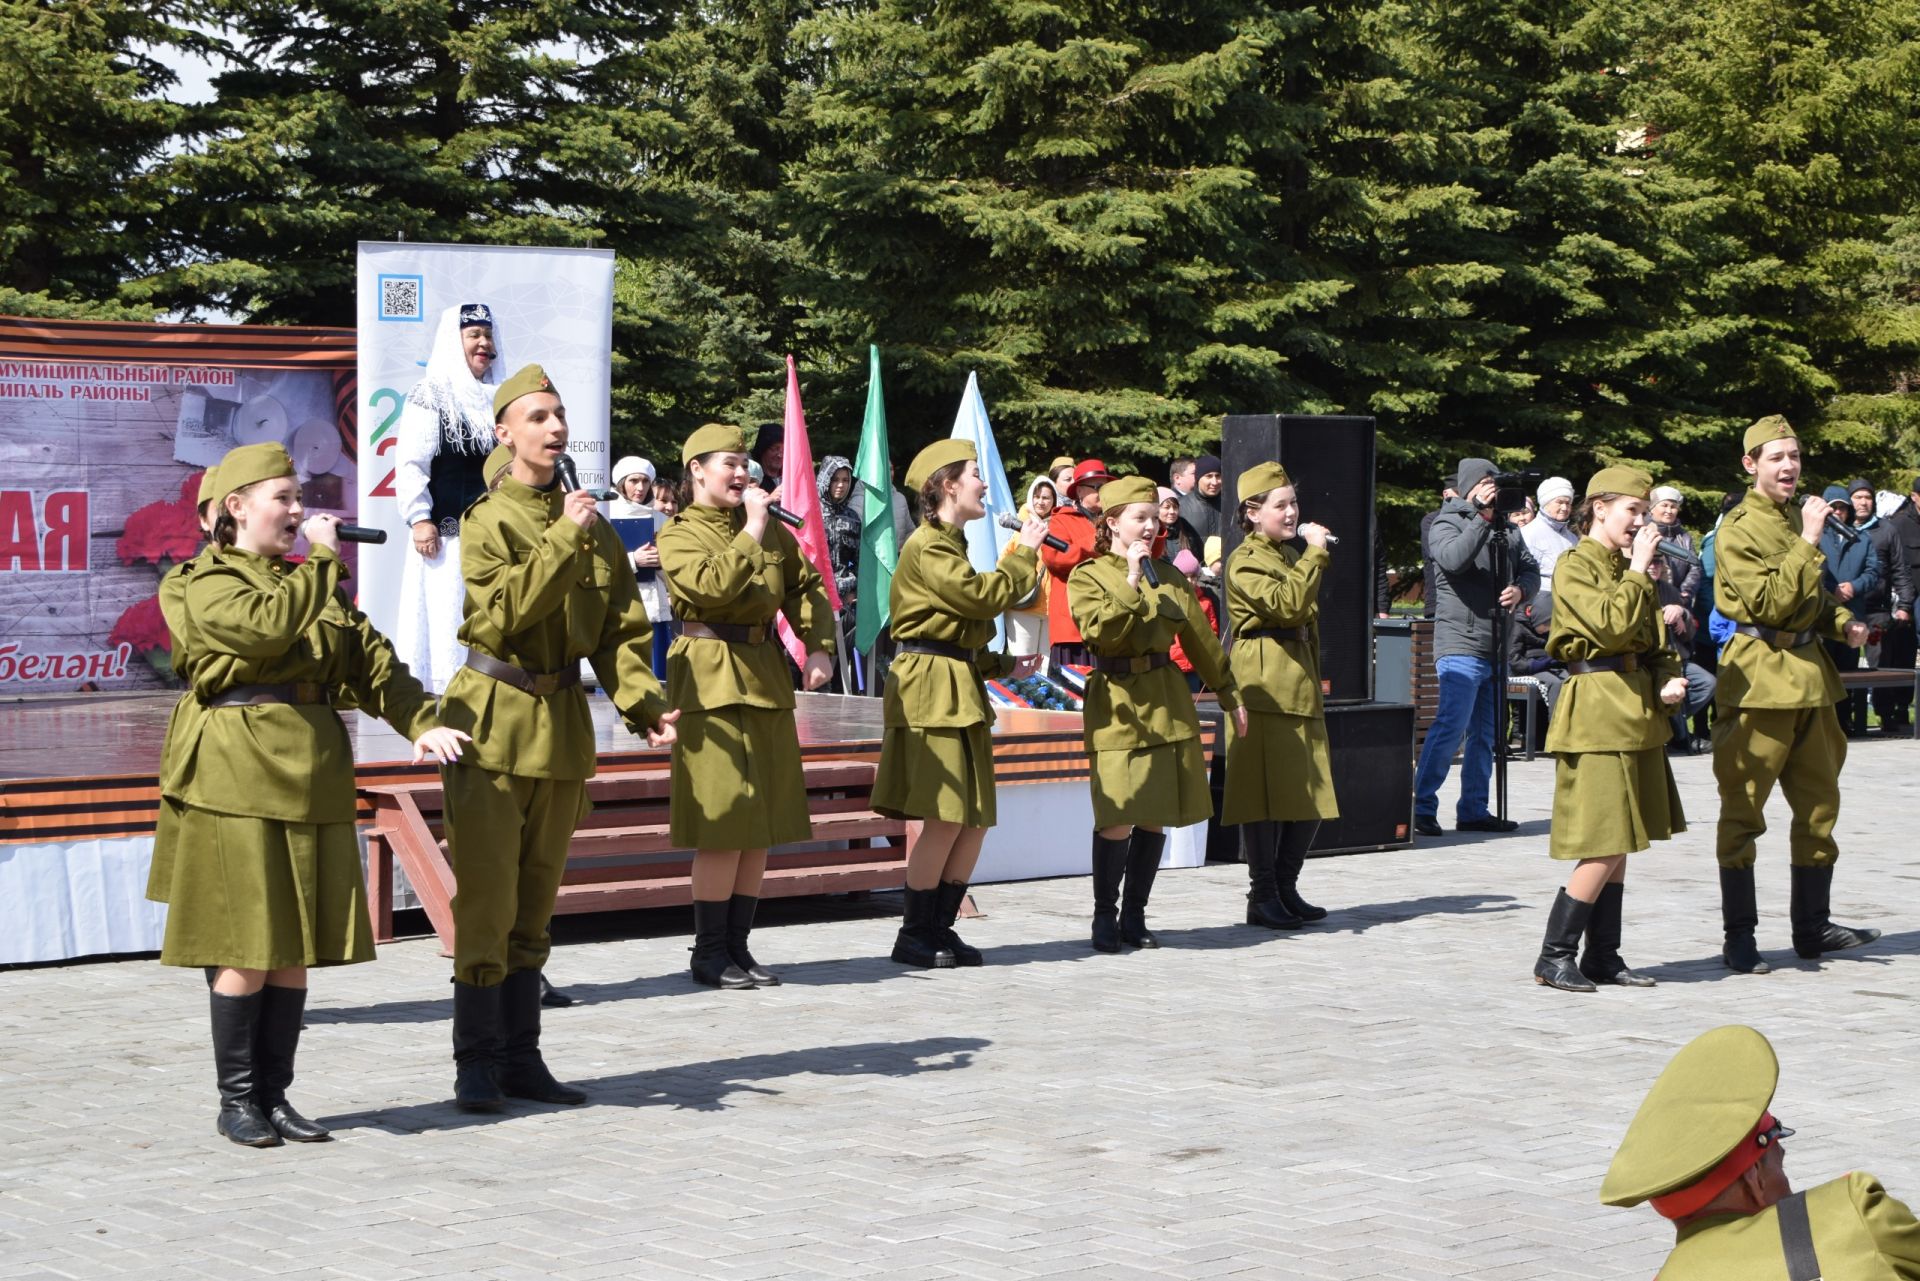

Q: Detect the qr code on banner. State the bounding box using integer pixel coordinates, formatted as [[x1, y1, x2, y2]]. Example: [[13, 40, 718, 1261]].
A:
[[377, 274, 425, 322]]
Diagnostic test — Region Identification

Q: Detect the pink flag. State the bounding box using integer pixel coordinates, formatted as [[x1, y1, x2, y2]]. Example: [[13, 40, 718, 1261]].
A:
[[772, 354, 841, 666]]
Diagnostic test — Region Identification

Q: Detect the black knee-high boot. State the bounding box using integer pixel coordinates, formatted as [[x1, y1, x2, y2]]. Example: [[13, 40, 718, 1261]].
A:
[[726, 894, 780, 985], [1789, 865, 1881, 958], [1243, 822, 1301, 929], [1089, 833, 1129, 952], [935, 880, 984, 966], [497, 969, 586, 1104], [255, 985, 330, 1141], [209, 990, 281, 1146], [1275, 820, 1327, 921], [451, 979, 506, 1112], [1577, 883, 1654, 987], [1532, 890, 1597, 992], [690, 899, 755, 988], [1719, 866, 1771, 974], [1119, 828, 1167, 948]]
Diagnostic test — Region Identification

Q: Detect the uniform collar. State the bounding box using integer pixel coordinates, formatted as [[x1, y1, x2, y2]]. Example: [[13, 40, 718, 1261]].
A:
[[496, 473, 563, 509], [680, 502, 744, 531]]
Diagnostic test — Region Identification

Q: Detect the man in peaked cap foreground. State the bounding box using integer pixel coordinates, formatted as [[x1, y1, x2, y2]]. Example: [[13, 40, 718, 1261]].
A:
[[1602, 1025, 1920, 1278]]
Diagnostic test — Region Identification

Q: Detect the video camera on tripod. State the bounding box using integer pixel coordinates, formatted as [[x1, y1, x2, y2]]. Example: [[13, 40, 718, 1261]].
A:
[[1488, 469, 1546, 518]]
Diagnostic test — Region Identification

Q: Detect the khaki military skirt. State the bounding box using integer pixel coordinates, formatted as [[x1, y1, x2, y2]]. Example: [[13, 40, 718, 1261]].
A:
[[1222, 710, 1339, 825], [873, 723, 995, 827], [1089, 737, 1212, 830], [670, 705, 813, 849], [1549, 747, 1685, 860], [159, 807, 374, 969], [144, 796, 186, 905]]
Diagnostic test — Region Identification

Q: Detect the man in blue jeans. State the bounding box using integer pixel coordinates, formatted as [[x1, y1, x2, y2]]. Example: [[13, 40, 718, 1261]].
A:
[[1413, 458, 1540, 835]]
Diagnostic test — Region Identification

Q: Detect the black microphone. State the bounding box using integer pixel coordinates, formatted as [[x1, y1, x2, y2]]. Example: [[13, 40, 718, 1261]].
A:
[[996, 511, 1069, 552], [766, 503, 804, 530], [1655, 538, 1700, 567], [554, 454, 618, 501], [1800, 494, 1860, 545], [336, 524, 387, 545]]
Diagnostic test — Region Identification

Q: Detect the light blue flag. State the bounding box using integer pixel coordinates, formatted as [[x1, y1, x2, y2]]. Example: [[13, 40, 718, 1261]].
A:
[[948, 371, 1018, 649]]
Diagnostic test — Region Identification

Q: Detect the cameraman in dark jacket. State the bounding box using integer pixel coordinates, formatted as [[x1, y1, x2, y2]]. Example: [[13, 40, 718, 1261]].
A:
[[1412, 458, 1541, 836]]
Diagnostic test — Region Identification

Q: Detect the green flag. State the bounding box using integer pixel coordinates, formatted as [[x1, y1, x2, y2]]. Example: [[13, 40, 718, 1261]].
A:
[[853, 343, 898, 653]]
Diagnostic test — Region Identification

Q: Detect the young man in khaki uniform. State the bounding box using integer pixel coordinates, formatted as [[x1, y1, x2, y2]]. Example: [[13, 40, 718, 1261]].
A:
[[1711, 416, 1879, 973], [1601, 1025, 1920, 1278], [438, 365, 678, 1111]]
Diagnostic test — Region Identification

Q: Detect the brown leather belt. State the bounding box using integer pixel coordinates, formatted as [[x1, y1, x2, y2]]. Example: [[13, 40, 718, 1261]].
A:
[[1241, 626, 1309, 644], [207, 682, 332, 708], [681, 620, 771, 645], [1564, 652, 1646, 675], [1091, 652, 1172, 676], [1733, 622, 1816, 650], [899, 639, 978, 662], [464, 652, 581, 697]]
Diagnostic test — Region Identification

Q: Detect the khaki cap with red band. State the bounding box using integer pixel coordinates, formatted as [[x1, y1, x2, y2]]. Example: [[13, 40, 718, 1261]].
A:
[[1601, 1025, 1780, 1212]]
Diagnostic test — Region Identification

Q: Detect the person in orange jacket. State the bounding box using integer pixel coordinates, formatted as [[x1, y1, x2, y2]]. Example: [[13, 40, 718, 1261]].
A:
[[1042, 459, 1111, 670]]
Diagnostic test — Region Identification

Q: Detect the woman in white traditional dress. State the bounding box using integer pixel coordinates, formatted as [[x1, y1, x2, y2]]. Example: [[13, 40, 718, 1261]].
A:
[[394, 303, 503, 692]]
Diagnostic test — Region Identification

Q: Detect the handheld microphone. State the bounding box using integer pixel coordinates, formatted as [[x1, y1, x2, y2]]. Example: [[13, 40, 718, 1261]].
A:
[[1656, 538, 1701, 567], [1800, 494, 1860, 545], [996, 511, 1070, 552], [336, 524, 387, 545], [1320, 532, 1342, 546], [766, 503, 804, 530], [1139, 553, 1160, 589], [554, 454, 618, 502]]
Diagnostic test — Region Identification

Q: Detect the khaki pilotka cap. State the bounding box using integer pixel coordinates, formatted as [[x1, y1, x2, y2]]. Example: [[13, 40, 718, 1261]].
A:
[[1743, 415, 1797, 456], [211, 443, 294, 510], [1600, 1025, 1783, 1215], [482, 444, 513, 488], [1585, 466, 1654, 500], [682, 422, 747, 466], [195, 465, 223, 511], [905, 440, 976, 492], [493, 363, 559, 421], [1097, 476, 1159, 511], [1237, 462, 1291, 505]]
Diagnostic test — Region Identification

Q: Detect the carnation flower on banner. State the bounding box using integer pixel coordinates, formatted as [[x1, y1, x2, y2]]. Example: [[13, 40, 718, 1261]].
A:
[[949, 372, 1018, 650]]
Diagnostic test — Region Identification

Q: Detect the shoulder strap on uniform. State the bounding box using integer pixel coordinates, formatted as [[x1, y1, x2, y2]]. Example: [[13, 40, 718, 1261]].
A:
[[1776, 1191, 1823, 1281]]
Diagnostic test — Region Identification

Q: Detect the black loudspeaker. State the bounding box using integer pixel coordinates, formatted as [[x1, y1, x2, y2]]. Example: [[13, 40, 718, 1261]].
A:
[[1220, 414, 1377, 702], [1311, 701, 1415, 855]]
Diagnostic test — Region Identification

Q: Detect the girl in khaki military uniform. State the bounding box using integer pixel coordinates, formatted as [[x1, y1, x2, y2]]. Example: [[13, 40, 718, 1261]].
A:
[[872, 440, 1048, 968], [438, 368, 677, 1113], [1531, 466, 1689, 992], [659, 423, 835, 989], [1068, 475, 1245, 952], [158, 443, 468, 1148], [1222, 463, 1339, 931]]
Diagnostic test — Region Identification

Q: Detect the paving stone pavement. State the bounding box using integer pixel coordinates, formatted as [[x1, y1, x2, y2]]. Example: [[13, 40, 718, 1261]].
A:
[[3, 744, 1917, 1280]]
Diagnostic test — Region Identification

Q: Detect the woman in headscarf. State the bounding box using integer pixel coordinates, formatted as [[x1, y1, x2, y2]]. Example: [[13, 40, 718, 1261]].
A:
[[394, 303, 503, 692], [1007, 476, 1057, 657], [817, 454, 860, 636]]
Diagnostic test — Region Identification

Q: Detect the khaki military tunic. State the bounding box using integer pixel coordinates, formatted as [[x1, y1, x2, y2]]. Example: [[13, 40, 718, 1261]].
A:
[[1711, 490, 1855, 869], [872, 523, 1038, 827], [1068, 553, 1239, 829], [657, 503, 834, 850], [1222, 535, 1338, 824], [1542, 538, 1685, 859], [158, 545, 438, 969], [1660, 1173, 1920, 1279], [146, 551, 213, 905], [438, 475, 670, 986]]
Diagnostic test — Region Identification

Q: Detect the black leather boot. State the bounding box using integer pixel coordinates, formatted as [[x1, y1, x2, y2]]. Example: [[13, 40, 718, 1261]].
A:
[[1789, 865, 1881, 959], [935, 881, 983, 966], [1719, 866, 1772, 974], [254, 985, 330, 1141], [1119, 828, 1167, 949], [1276, 820, 1327, 922], [690, 899, 755, 988], [1089, 834, 1128, 953], [1532, 890, 1598, 992], [1242, 822, 1302, 929], [891, 886, 957, 968], [1577, 884, 1655, 988], [451, 979, 506, 1112], [726, 894, 780, 985], [539, 975, 574, 1008], [496, 970, 586, 1104], [209, 990, 281, 1146]]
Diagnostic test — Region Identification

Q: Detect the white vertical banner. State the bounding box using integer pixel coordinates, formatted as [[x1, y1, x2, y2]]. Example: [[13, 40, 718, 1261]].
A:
[[354, 242, 615, 642]]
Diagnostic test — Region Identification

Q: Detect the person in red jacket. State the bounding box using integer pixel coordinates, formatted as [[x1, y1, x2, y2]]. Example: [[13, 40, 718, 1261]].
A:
[[1042, 459, 1110, 670]]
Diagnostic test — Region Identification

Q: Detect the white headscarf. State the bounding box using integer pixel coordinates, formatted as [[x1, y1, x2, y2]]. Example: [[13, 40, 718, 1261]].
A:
[[405, 304, 503, 457]]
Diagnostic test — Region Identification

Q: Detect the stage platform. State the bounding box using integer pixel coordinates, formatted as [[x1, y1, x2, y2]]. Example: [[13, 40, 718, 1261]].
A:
[[0, 691, 1220, 965]]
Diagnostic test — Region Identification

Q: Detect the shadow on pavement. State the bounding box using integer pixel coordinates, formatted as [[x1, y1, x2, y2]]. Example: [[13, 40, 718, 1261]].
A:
[[319, 1035, 990, 1132], [1634, 926, 1913, 984]]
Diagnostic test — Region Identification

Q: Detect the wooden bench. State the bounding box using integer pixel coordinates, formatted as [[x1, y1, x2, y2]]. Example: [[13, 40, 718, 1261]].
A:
[[363, 759, 911, 949], [1838, 668, 1920, 738]]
